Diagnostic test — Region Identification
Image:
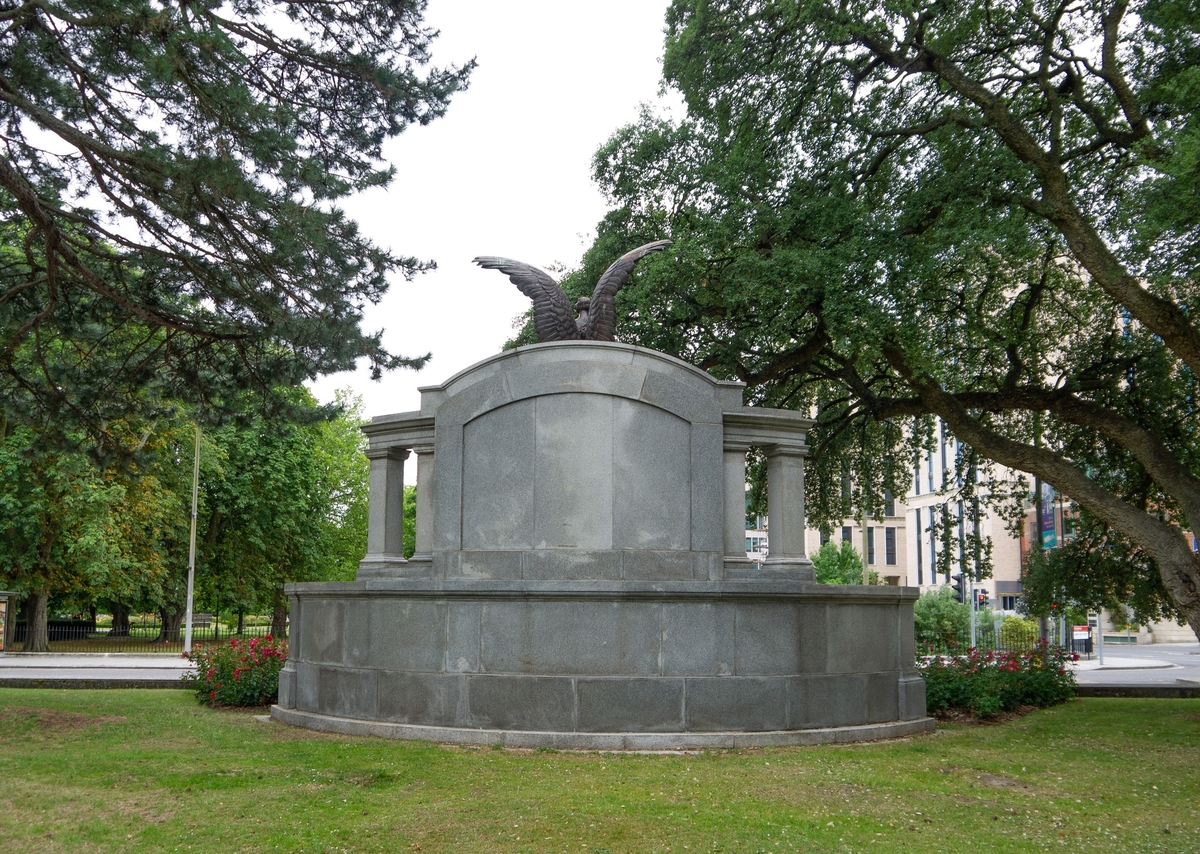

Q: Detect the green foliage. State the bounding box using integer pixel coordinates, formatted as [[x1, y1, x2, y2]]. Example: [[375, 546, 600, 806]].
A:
[[920, 644, 1077, 719], [0, 2, 473, 445], [403, 485, 417, 561], [1019, 520, 1181, 627], [0, 389, 372, 644], [998, 615, 1041, 653], [197, 389, 372, 615], [572, 0, 1200, 636], [183, 636, 288, 707], [913, 588, 972, 651], [811, 541, 866, 585]]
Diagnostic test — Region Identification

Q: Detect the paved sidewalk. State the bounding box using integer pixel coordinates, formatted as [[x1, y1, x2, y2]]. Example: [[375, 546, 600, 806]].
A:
[[0, 653, 194, 688], [0, 650, 1181, 680], [1071, 654, 1175, 672]]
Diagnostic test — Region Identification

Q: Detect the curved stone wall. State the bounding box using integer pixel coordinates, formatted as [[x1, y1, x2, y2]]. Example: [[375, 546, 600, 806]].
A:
[[273, 342, 932, 746]]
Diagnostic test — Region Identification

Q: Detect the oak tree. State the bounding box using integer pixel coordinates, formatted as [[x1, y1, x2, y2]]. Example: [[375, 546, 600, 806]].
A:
[[574, 1, 1200, 637]]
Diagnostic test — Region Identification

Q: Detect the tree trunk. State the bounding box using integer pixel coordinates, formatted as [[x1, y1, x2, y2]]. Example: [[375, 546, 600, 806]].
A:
[[271, 588, 289, 639], [884, 343, 1200, 644], [156, 608, 184, 644], [108, 602, 131, 637], [236, 610, 245, 636], [22, 589, 50, 652]]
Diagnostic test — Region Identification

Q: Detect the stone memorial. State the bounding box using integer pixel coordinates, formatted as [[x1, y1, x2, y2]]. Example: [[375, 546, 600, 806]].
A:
[[271, 341, 932, 747]]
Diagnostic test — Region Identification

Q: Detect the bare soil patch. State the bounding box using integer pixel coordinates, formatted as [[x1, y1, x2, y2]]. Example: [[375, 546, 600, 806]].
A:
[[933, 704, 1040, 726], [0, 706, 125, 733]]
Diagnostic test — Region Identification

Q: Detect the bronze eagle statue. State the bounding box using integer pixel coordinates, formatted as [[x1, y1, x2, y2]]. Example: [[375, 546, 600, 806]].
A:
[[473, 239, 671, 342]]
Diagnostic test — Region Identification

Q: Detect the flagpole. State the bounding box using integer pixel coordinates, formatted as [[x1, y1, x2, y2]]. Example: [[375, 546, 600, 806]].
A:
[[184, 423, 201, 654]]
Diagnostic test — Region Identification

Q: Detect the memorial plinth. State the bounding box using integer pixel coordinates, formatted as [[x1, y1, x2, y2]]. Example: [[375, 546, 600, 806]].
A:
[[272, 342, 932, 747]]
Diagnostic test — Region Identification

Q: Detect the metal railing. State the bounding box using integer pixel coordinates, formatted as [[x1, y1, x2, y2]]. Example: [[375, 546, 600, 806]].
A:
[[918, 621, 1086, 657], [11, 614, 286, 654]]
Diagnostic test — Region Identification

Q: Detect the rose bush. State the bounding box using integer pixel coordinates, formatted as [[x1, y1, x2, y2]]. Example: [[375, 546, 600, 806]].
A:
[[183, 635, 288, 707], [919, 642, 1077, 719]]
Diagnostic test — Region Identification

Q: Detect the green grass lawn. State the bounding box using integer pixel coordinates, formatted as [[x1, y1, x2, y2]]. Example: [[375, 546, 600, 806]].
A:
[[1, 690, 1196, 853]]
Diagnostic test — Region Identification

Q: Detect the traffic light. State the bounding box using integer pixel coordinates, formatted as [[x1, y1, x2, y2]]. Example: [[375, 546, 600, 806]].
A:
[[976, 589, 988, 609], [951, 572, 965, 604]]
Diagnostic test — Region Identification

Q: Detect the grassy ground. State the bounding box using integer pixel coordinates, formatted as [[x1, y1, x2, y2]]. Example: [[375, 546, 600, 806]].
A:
[[1, 690, 1197, 854]]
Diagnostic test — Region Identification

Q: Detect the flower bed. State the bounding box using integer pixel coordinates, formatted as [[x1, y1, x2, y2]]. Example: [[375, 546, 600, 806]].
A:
[[919, 642, 1077, 719], [183, 635, 288, 707]]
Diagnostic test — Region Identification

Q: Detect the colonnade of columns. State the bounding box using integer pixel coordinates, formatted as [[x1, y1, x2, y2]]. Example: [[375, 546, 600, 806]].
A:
[[359, 408, 813, 581]]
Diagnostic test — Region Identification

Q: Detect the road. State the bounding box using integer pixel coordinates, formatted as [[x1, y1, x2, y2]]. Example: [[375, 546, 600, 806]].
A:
[[1074, 641, 1200, 687]]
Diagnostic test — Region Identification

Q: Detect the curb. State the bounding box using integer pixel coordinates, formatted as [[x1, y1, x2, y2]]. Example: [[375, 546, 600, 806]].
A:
[[1076, 685, 1200, 699], [0, 677, 191, 690]]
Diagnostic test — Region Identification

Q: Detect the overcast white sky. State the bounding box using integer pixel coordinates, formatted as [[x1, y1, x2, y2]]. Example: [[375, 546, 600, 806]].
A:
[[307, 0, 679, 420]]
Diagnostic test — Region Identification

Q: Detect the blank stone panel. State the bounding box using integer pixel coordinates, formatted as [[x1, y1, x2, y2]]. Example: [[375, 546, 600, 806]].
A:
[[462, 399, 536, 549], [534, 394, 613, 549], [612, 398, 691, 550]]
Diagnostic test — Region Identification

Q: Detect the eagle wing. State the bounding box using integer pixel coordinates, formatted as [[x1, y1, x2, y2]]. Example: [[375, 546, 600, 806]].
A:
[[472, 256, 580, 342], [583, 239, 671, 341]]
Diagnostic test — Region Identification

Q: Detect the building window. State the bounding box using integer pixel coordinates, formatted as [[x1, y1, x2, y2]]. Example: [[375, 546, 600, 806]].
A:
[[842, 526, 852, 543], [1001, 595, 1018, 611], [931, 510, 938, 578], [885, 527, 896, 565], [914, 508, 922, 584], [867, 527, 875, 565], [820, 529, 830, 546], [927, 451, 934, 492], [884, 489, 895, 518], [939, 421, 947, 488]]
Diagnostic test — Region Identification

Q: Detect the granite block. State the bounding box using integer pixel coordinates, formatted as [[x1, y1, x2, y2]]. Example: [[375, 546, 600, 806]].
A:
[[378, 671, 467, 726], [534, 393, 613, 549], [466, 675, 575, 731], [430, 371, 513, 427], [866, 672, 900, 723], [458, 550, 523, 580], [294, 661, 320, 712], [445, 602, 482, 672], [462, 399, 536, 549], [431, 423, 463, 551], [638, 367, 723, 423], [689, 421, 725, 552], [300, 598, 344, 664], [523, 549, 622, 581], [624, 549, 694, 581], [685, 677, 787, 731], [826, 604, 897, 673], [734, 603, 803, 675], [611, 398, 691, 550], [662, 602, 735, 676], [577, 678, 685, 732], [794, 674, 868, 728], [480, 600, 660, 676], [318, 666, 378, 720], [366, 599, 446, 672], [898, 672, 927, 720]]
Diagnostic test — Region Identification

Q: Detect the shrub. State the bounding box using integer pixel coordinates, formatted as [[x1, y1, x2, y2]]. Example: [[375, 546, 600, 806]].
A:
[[812, 541, 865, 584], [919, 642, 1077, 718], [914, 587, 970, 650], [183, 635, 288, 706], [998, 615, 1040, 651]]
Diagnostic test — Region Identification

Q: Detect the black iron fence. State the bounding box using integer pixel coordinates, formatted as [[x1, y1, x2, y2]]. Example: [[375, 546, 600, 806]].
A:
[[12, 613, 286, 654]]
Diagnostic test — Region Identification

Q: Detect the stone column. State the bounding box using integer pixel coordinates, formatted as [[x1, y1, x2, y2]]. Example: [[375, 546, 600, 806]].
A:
[[409, 442, 435, 565], [723, 441, 752, 572], [358, 446, 409, 578], [762, 443, 815, 580]]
